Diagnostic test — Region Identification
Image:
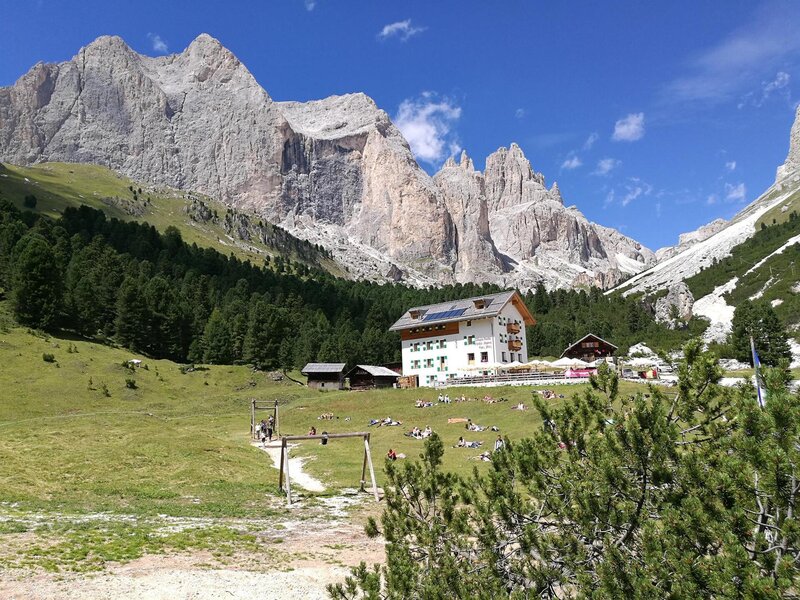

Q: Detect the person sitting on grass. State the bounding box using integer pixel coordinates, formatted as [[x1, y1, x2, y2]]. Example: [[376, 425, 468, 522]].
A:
[[494, 435, 505, 452], [387, 448, 397, 461], [443, 394, 451, 403], [422, 425, 433, 438], [308, 426, 317, 436], [437, 393, 444, 403], [512, 402, 526, 410]]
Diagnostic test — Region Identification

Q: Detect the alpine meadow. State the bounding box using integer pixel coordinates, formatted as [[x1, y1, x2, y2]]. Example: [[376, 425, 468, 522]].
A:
[[1, 3, 800, 598]]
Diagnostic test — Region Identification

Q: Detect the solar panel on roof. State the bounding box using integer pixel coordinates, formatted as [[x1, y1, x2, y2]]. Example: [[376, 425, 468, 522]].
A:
[[422, 308, 467, 322]]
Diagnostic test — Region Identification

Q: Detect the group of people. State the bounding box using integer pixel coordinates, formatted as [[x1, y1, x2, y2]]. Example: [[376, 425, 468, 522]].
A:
[[256, 415, 275, 445], [457, 435, 504, 450], [408, 425, 433, 439]]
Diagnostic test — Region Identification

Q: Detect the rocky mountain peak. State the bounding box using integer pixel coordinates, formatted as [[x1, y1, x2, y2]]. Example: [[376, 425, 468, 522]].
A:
[[0, 34, 655, 291], [458, 150, 475, 171], [484, 143, 548, 212], [82, 35, 133, 56], [777, 104, 800, 181], [549, 182, 563, 204]]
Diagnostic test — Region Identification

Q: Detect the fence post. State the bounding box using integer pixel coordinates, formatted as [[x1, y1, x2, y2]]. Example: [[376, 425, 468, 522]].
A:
[[364, 433, 379, 501]]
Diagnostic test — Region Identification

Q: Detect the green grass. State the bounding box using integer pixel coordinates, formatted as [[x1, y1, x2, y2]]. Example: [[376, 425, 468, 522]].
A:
[[0, 161, 342, 275], [0, 300, 656, 514], [276, 379, 652, 489], [757, 185, 800, 228]]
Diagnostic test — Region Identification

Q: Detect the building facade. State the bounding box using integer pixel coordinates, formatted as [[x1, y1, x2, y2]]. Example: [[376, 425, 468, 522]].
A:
[[301, 363, 346, 390], [389, 291, 536, 387], [560, 333, 618, 363]]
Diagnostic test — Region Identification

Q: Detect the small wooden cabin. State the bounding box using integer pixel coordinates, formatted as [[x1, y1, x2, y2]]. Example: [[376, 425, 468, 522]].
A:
[[561, 334, 618, 363], [301, 363, 347, 390], [346, 365, 400, 390]]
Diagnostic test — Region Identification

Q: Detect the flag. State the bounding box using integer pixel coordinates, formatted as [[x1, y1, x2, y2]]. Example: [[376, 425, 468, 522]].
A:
[[750, 336, 765, 409]]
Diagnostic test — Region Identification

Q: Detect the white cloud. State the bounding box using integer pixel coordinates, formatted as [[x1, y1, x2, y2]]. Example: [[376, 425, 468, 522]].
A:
[[663, 3, 800, 105], [707, 194, 719, 205], [763, 71, 791, 97], [378, 19, 426, 42], [605, 177, 653, 208], [612, 113, 645, 142], [147, 33, 168, 54], [395, 93, 461, 165], [560, 155, 582, 171], [515, 108, 525, 119], [304, 0, 316, 10], [725, 160, 737, 172], [582, 132, 599, 150], [725, 182, 747, 203], [592, 158, 621, 176]]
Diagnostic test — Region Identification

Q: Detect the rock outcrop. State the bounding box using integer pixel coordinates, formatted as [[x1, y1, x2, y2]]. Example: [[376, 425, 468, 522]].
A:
[[654, 282, 694, 329], [655, 218, 728, 261], [777, 104, 800, 181], [0, 34, 655, 290]]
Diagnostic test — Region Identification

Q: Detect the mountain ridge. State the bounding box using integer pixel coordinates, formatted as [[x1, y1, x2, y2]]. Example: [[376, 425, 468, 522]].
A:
[[0, 33, 654, 290]]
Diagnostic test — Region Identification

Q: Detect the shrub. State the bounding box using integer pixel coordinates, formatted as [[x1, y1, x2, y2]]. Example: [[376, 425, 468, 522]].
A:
[[23, 194, 37, 209], [42, 353, 55, 363], [125, 379, 137, 389]]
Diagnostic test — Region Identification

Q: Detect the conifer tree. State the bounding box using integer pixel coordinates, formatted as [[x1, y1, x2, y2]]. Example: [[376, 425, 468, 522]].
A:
[[10, 233, 62, 328], [330, 342, 800, 599], [731, 300, 791, 366], [202, 308, 232, 364]]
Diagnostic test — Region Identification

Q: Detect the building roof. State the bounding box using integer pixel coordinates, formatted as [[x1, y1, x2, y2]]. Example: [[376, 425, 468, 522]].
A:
[[301, 362, 347, 374], [389, 290, 535, 331], [560, 333, 618, 358], [349, 364, 400, 378]]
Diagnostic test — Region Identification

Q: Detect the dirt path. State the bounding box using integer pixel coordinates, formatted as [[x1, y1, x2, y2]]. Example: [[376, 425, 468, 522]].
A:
[[254, 440, 326, 493], [0, 558, 349, 600]]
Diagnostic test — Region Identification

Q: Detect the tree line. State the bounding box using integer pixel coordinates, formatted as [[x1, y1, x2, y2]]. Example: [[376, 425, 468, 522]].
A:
[[1, 200, 698, 369]]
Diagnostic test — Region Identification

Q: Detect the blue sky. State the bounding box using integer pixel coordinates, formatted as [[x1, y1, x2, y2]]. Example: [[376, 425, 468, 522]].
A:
[[2, 0, 799, 250]]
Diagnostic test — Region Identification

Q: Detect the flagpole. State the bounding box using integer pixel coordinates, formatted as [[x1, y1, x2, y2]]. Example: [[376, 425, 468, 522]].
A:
[[750, 335, 765, 408]]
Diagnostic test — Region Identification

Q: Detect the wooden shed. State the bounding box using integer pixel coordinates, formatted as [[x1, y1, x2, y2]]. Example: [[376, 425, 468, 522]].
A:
[[346, 365, 400, 390], [301, 363, 347, 390], [561, 334, 618, 363]]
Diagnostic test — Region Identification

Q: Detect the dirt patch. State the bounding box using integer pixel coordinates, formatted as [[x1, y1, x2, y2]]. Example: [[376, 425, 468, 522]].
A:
[[0, 496, 385, 599]]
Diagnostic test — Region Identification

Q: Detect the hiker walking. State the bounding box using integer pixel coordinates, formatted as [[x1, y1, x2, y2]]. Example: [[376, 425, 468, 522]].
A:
[[267, 415, 275, 442]]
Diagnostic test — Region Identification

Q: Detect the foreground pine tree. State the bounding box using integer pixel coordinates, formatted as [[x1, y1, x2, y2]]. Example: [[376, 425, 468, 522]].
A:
[[329, 340, 800, 599]]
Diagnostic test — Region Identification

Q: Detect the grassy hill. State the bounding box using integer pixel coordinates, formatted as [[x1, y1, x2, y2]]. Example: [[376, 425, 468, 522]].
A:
[[0, 161, 342, 276]]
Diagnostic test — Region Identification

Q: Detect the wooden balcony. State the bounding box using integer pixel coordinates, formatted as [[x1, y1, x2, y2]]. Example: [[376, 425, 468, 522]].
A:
[[506, 322, 521, 334], [508, 339, 522, 352]]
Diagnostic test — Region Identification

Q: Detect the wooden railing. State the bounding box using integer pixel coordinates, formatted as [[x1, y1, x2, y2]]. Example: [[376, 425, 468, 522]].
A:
[[506, 322, 521, 334]]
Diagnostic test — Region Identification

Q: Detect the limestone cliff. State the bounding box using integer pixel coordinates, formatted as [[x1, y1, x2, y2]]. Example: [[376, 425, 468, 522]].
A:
[[0, 33, 655, 290], [777, 104, 800, 181]]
